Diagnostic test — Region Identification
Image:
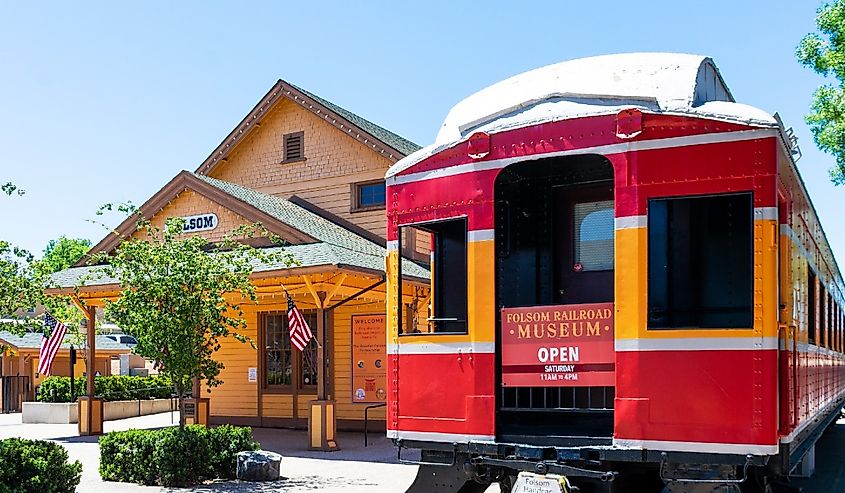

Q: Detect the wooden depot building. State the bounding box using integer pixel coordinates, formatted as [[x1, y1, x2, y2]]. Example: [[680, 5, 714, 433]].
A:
[[47, 80, 428, 443]]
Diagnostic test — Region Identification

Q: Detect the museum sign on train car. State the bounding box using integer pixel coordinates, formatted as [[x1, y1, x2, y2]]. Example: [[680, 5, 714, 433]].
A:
[[501, 303, 614, 387]]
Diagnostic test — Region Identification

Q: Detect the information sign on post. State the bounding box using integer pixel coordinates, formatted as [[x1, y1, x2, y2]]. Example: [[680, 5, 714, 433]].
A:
[[351, 314, 387, 403], [501, 302, 615, 387]]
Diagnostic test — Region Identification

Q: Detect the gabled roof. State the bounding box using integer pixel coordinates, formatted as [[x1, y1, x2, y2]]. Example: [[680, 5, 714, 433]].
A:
[[79, 171, 319, 265], [196, 79, 420, 175], [0, 329, 130, 352], [64, 173, 429, 287]]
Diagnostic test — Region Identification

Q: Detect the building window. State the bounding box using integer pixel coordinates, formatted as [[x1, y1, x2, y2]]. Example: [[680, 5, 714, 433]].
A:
[[263, 312, 318, 390], [352, 180, 386, 211], [399, 218, 467, 334], [573, 200, 614, 271], [282, 131, 305, 163], [647, 193, 753, 329]]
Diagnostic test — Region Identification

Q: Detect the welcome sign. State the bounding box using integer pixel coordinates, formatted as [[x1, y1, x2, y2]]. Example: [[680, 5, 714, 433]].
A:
[[501, 302, 614, 387]]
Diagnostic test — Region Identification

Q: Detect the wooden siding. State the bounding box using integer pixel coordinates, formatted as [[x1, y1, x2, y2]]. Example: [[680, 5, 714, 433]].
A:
[[206, 274, 391, 423], [208, 99, 392, 239], [132, 189, 254, 244]]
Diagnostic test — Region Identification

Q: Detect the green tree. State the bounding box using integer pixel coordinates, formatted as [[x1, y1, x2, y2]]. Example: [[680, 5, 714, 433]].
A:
[[34, 237, 93, 347], [0, 183, 44, 330], [87, 216, 292, 426], [36, 237, 92, 277], [798, 0, 845, 184]]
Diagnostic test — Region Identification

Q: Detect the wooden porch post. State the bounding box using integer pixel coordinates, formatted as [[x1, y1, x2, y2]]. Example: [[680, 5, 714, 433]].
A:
[[304, 280, 337, 451], [317, 306, 326, 401], [79, 305, 103, 435]]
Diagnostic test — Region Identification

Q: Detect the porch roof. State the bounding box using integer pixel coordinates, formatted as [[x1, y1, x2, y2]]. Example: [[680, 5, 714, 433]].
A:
[[0, 329, 130, 352], [49, 241, 428, 291]]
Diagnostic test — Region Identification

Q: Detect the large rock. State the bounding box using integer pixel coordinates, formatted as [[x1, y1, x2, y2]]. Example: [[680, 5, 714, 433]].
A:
[[236, 450, 282, 482]]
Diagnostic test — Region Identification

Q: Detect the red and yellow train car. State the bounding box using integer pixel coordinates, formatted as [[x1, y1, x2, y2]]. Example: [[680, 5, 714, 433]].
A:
[[385, 53, 845, 492]]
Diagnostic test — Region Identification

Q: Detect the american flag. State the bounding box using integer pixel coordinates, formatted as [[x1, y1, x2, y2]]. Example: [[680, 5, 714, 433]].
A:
[[287, 294, 313, 351], [38, 313, 68, 376]]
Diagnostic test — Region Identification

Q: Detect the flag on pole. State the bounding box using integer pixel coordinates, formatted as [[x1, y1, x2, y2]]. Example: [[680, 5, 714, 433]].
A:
[[287, 294, 313, 351], [38, 313, 68, 376]]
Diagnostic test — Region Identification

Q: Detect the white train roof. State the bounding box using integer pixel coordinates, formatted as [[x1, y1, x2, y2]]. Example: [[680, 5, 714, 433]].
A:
[[387, 53, 779, 179]]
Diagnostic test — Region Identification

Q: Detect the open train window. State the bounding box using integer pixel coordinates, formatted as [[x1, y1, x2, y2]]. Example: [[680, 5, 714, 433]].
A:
[[647, 193, 753, 329], [821, 288, 828, 347], [399, 218, 467, 334], [808, 268, 816, 345]]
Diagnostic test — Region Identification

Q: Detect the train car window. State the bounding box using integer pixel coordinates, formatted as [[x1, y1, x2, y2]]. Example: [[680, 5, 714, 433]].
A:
[[808, 268, 817, 345], [573, 200, 614, 271], [820, 287, 828, 347], [647, 193, 753, 329], [398, 218, 467, 334]]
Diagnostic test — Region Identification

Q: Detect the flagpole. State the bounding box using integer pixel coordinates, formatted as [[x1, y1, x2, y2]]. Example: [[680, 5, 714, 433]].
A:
[[282, 286, 322, 349]]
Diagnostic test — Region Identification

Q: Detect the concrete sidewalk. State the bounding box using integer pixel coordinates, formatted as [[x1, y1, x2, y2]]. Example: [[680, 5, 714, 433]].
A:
[[0, 412, 424, 492], [3, 410, 842, 492]]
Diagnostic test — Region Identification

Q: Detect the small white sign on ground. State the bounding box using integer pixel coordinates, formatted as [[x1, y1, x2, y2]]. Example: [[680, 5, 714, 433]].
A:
[[511, 471, 568, 493]]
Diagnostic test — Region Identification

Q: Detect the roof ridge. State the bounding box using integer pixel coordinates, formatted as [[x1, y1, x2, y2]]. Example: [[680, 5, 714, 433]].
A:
[[197, 79, 421, 175], [288, 83, 421, 156], [191, 173, 387, 256]]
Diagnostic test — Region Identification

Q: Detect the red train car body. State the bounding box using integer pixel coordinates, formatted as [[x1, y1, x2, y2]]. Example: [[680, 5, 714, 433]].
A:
[[384, 54, 845, 492]]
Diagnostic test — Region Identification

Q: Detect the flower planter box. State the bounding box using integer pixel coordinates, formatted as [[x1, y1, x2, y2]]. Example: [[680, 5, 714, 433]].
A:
[[22, 398, 173, 424]]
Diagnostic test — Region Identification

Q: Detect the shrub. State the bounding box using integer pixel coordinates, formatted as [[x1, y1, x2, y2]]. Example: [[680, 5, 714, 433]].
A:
[[37, 375, 172, 403], [0, 438, 82, 493], [99, 425, 259, 486], [207, 424, 259, 479]]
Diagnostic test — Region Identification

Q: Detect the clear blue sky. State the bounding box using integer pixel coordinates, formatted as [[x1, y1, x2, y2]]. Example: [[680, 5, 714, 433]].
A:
[[1, 1, 842, 268]]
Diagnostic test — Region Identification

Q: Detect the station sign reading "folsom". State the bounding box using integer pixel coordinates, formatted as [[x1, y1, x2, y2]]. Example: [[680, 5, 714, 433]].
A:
[[181, 213, 219, 233], [500, 302, 614, 387]]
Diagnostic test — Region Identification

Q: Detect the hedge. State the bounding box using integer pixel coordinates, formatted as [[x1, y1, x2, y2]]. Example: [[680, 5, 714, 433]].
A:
[[99, 425, 258, 487], [37, 375, 172, 403], [0, 438, 82, 493]]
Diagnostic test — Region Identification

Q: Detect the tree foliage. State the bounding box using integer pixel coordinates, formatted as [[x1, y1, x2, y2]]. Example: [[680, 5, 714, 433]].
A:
[[0, 241, 41, 322], [86, 216, 292, 426], [798, 0, 845, 184], [0, 183, 44, 328], [36, 237, 91, 277]]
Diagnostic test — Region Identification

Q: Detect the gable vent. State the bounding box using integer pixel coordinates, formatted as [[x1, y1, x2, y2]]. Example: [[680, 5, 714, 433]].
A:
[[283, 131, 305, 162]]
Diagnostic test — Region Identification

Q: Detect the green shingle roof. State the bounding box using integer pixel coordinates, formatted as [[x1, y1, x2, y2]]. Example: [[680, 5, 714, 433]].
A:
[[50, 175, 429, 289], [292, 84, 421, 157], [0, 328, 129, 351]]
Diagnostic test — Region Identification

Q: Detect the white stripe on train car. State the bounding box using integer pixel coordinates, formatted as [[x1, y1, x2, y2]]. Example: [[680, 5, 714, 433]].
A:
[[754, 207, 778, 221], [614, 438, 779, 455], [614, 215, 647, 230], [387, 429, 496, 443], [387, 128, 779, 186], [615, 337, 779, 352], [388, 341, 495, 355], [467, 229, 495, 242]]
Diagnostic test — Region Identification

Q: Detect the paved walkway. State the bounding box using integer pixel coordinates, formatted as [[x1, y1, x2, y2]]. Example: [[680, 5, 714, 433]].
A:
[[2, 411, 843, 492], [0, 412, 424, 492]]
